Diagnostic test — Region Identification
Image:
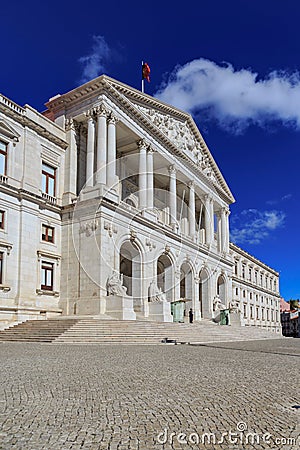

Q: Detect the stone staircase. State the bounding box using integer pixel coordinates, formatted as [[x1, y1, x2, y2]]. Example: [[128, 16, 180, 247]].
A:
[[0, 317, 282, 344]]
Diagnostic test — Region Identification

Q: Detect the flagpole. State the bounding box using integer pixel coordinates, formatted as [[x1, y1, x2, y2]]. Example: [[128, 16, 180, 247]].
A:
[[141, 60, 144, 93]]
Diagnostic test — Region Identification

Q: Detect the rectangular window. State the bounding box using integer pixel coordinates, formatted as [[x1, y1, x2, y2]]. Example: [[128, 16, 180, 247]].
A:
[[262, 308, 265, 320], [244, 304, 247, 318], [242, 265, 245, 278], [235, 287, 238, 296], [243, 290, 246, 298], [256, 307, 259, 319], [0, 210, 5, 229], [41, 261, 54, 291], [250, 306, 254, 319], [249, 268, 252, 280], [0, 252, 3, 284], [42, 163, 56, 197], [0, 141, 7, 175], [234, 261, 238, 275], [255, 271, 258, 284], [42, 224, 55, 243], [250, 292, 252, 300]]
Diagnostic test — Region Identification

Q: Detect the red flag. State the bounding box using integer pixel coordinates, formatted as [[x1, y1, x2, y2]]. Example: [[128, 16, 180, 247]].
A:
[[142, 62, 151, 82]]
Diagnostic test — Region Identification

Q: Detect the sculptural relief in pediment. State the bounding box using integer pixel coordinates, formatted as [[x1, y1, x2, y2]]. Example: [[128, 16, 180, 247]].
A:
[[135, 104, 218, 184]]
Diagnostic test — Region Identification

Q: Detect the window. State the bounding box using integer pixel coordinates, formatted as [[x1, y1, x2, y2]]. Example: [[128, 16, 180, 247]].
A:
[[235, 287, 238, 296], [244, 304, 247, 318], [0, 141, 7, 175], [242, 264, 245, 278], [41, 261, 54, 291], [250, 292, 252, 300], [262, 308, 265, 320], [256, 307, 259, 319], [0, 210, 4, 229], [255, 271, 258, 284], [234, 261, 238, 275], [0, 252, 3, 284], [250, 306, 254, 319], [42, 224, 54, 243], [249, 268, 252, 280], [42, 163, 56, 197], [243, 290, 246, 298]]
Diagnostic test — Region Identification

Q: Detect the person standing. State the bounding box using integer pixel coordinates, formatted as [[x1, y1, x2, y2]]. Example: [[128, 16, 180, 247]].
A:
[[189, 308, 194, 324]]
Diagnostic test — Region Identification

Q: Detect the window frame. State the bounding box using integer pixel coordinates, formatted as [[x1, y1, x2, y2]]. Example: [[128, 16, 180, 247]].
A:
[[0, 140, 7, 176], [41, 261, 54, 291], [42, 224, 55, 243], [0, 210, 5, 230], [42, 162, 56, 197]]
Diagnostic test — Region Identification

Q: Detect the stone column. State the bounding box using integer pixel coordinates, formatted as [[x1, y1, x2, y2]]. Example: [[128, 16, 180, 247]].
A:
[[204, 195, 214, 245], [95, 106, 107, 185], [217, 210, 222, 252], [138, 140, 147, 210], [107, 115, 117, 187], [147, 148, 154, 209], [63, 118, 78, 203], [188, 181, 195, 239], [169, 165, 177, 229], [220, 207, 228, 253], [86, 113, 95, 187]]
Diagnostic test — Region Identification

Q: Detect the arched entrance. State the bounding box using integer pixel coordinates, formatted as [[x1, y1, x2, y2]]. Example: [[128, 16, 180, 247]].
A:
[[180, 262, 193, 320], [157, 254, 173, 302], [217, 274, 226, 305], [199, 268, 210, 319], [119, 240, 141, 300]]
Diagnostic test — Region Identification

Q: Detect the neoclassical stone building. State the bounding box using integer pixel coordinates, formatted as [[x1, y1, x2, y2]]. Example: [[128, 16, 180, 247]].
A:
[[0, 76, 281, 330]]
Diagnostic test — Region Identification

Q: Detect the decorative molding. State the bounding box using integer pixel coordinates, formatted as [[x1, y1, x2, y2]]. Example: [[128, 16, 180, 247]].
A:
[[37, 250, 61, 265], [104, 221, 118, 237], [0, 241, 13, 255], [80, 220, 98, 237], [36, 289, 60, 297]]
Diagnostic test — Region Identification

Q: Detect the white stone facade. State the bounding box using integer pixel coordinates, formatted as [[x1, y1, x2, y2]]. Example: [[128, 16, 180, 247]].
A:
[[0, 77, 281, 330]]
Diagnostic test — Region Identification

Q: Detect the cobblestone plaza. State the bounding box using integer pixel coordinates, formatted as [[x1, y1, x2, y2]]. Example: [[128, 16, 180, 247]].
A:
[[0, 339, 299, 449]]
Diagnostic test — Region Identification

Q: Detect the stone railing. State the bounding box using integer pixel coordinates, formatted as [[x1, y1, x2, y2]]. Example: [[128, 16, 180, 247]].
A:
[[41, 192, 57, 205], [0, 174, 8, 184], [0, 94, 25, 115]]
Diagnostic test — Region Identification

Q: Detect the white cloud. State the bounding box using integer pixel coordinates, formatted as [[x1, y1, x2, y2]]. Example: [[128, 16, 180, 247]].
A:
[[79, 35, 110, 84], [230, 209, 285, 245], [155, 59, 300, 132]]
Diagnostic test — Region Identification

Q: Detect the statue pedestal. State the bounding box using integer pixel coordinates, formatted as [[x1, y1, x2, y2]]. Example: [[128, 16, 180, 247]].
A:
[[148, 302, 173, 322], [105, 295, 136, 320], [229, 312, 244, 327]]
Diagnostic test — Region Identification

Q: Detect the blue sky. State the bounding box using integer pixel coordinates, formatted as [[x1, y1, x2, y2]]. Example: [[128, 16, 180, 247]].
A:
[[1, 0, 299, 299]]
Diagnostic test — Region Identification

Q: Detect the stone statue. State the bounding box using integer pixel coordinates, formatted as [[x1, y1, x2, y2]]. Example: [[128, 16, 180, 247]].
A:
[[213, 295, 226, 312], [149, 279, 167, 303], [229, 299, 241, 313], [106, 270, 127, 296]]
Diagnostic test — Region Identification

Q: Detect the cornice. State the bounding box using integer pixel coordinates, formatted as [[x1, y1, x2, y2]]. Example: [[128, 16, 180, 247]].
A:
[[98, 81, 233, 204], [0, 98, 68, 150], [0, 182, 62, 213], [230, 242, 279, 275]]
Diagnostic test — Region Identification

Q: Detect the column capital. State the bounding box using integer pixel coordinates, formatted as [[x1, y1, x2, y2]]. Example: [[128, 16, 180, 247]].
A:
[[147, 146, 155, 154], [85, 109, 95, 120], [107, 114, 118, 125], [65, 118, 76, 132], [95, 104, 108, 117], [188, 180, 195, 188], [137, 138, 148, 150], [203, 193, 213, 203], [168, 164, 176, 174]]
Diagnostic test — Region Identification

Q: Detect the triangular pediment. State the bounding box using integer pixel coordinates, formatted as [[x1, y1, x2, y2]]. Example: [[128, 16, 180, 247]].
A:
[[102, 77, 235, 203], [0, 119, 20, 141]]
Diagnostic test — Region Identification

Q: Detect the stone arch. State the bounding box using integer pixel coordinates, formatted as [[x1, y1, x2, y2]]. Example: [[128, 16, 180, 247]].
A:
[[216, 273, 226, 305], [179, 260, 195, 319], [199, 267, 211, 319], [119, 240, 142, 301], [156, 253, 174, 302]]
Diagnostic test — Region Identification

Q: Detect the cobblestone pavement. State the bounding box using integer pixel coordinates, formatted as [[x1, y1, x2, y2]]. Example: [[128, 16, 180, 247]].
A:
[[0, 339, 299, 450]]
